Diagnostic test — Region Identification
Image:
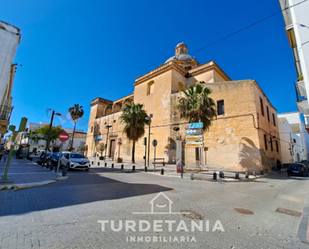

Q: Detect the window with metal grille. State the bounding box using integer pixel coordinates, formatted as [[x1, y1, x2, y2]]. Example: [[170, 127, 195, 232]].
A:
[[217, 100, 225, 115], [266, 106, 270, 122], [272, 113, 276, 126], [264, 134, 267, 150], [260, 98, 264, 116]]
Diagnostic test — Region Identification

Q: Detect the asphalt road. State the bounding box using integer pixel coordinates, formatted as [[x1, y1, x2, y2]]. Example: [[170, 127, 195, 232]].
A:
[[1, 166, 309, 248]]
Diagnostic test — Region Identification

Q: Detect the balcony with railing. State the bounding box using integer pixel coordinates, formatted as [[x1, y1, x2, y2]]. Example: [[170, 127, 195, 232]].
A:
[[0, 105, 13, 122], [0, 105, 13, 134], [295, 81, 309, 115]]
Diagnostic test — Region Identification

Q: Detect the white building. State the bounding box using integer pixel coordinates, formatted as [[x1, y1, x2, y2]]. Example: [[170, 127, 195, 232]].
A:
[[0, 20, 21, 136], [20, 122, 87, 154], [278, 0, 309, 123], [278, 112, 309, 163]]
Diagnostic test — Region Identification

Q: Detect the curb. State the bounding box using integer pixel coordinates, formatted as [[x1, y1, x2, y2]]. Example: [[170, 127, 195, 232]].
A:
[[0, 174, 68, 191]]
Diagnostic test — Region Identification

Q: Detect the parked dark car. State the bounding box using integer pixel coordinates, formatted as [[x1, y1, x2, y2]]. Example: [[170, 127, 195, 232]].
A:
[[47, 153, 61, 167], [285, 163, 308, 176]]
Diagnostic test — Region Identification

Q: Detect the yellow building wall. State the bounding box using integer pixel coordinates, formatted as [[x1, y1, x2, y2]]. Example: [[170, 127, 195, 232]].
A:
[[86, 69, 280, 172]]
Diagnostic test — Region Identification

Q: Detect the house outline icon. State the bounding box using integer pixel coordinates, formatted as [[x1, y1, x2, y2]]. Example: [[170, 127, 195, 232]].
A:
[[149, 192, 173, 213], [132, 191, 189, 215]]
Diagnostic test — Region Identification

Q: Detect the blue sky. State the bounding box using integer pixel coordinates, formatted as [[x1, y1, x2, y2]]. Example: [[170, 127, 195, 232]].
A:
[[0, 0, 300, 133]]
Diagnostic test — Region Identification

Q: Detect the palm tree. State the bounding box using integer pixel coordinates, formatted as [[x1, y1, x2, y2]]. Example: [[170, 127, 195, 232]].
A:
[[176, 82, 217, 130], [119, 102, 148, 163], [68, 104, 84, 151]]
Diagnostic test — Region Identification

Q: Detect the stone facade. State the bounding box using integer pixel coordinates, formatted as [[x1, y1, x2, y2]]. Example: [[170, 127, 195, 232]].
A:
[[86, 43, 281, 171]]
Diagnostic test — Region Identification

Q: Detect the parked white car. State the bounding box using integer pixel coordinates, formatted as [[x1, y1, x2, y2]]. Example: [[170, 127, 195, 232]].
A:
[[61, 153, 90, 171]]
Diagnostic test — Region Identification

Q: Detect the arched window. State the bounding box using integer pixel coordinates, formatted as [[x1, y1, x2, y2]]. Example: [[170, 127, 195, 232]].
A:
[[147, 81, 154, 95]]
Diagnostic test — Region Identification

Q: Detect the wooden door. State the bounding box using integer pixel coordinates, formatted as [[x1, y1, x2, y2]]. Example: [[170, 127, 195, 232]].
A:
[[110, 140, 116, 158]]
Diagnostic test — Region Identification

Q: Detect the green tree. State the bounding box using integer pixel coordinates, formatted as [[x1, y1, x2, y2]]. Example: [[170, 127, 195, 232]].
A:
[[68, 104, 84, 151], [96, 143, 105, 157], [119, 102, 148, 163], [78, 144, 88, 154], [176, 82, 217, 130], [31, 125, 65, 151]]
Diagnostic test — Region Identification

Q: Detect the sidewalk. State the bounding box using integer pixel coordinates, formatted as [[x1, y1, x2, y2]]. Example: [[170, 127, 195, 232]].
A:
[[0, 157, 67, 190], [88, 157, 286, 182]]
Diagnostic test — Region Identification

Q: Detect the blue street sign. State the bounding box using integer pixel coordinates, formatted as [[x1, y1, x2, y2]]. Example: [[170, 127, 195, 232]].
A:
[[186, 122, 203, 129], [186, 129, 203, 135]]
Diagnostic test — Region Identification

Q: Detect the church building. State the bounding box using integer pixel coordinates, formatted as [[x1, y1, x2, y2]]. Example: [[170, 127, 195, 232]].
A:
[[86, 43, 281, 172]]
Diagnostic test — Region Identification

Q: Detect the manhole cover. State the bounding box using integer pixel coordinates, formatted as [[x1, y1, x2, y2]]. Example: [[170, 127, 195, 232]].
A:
[[180, 210, 204, 220], [275, 207, 302, 217], [234, 208, 255, 215]]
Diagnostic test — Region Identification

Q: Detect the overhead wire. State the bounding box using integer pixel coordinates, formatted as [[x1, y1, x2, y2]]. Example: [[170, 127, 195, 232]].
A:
[[48, 0, 307, 109]]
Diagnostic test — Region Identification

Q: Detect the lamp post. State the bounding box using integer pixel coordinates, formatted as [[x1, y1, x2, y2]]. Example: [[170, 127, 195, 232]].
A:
[[43, 109, 61, 167], [105, 125, 112, 162], [145, 114, 153, 167]]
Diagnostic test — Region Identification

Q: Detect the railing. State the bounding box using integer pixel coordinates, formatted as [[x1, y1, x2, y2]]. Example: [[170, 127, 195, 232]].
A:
[[294, 82, 307, 103], [0, 105, 13, 122]]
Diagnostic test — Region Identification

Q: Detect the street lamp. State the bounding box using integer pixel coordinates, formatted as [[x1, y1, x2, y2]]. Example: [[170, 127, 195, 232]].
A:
[[43, 109, 61, 167], [145, 114, 153, 167], [105, 125, 112, 162]]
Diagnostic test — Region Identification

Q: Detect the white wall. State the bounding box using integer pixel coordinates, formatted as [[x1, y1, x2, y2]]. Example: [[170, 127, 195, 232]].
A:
[[278, 112, 309, 163], [289, 0, 309, 103]]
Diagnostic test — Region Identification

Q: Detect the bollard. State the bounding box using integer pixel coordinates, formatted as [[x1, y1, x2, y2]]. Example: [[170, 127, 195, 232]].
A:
[[98, 162, 100, 166], [62, 167, 67, 177], [144, 167, 147, 172], [112, 163, 114, 168], [161, 168, 164, 175], [213, 172, 217, 180], [252, 171, 256, 176], [245, 172, 249, 178], [219, 171, 224, 178], [121, 164, 124, 170], [92, 161, 94, 165], [105, 163, 107, 167], [261, 170, 264, 175], [235, 173, 239, 179], [132, 165, 135, 171], [190, 173, 194, 180], [50, 165, 53, 171]]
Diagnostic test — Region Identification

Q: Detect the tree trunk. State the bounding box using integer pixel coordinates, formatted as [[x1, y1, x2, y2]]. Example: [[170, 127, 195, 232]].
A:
[[70, 123, 76, 150], [132, 141, 135, 164]]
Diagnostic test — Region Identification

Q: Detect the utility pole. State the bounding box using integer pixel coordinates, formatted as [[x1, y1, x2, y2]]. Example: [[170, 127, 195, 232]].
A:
[[145, 114, 153, 167], [105, 125, 112, 162], [43, 109, 61, 167]]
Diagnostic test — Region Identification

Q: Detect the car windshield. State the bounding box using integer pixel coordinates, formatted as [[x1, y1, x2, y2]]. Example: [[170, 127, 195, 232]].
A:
[[71, 153, 86, 159]]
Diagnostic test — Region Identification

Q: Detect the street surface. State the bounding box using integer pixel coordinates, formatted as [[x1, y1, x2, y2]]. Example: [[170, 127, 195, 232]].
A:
[[1, 164, 309, 248]]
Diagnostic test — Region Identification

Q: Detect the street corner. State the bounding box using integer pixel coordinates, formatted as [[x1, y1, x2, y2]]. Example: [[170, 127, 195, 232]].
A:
[[0, 173, 68, 191]]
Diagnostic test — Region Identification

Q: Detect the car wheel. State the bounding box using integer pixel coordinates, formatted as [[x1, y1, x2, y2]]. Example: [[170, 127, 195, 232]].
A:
[[66, 163, 70, 171]]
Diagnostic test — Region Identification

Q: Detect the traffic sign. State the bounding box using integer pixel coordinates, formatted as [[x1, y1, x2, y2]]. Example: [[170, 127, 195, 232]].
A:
[[186, 142, 204, 148], [58, 132, 70, 142], [186, 129, 203, 135], [186, 135, 203, 141], [186, 122, 203, 129], [152, 139, 158, 147]]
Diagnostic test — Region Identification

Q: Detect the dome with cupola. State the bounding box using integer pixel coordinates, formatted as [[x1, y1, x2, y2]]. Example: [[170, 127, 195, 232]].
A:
[[165, 42, 199, 70]]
